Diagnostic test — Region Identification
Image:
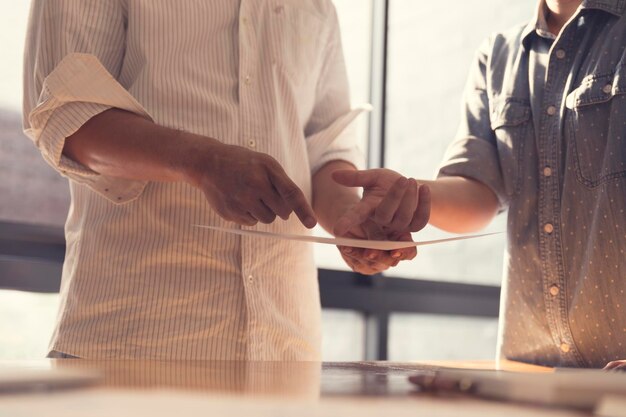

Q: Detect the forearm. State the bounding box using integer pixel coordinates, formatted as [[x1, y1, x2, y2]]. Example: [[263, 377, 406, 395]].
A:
[[64, 108, 317, 227], [422, 176, 498, 233], [63, 108, 216, 185], [312, 160, 360, 234]]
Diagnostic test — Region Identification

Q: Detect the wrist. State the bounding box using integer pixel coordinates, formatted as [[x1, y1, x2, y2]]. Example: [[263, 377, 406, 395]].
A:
[[175, 131, 223, 188], [330, 194, 360, 233]]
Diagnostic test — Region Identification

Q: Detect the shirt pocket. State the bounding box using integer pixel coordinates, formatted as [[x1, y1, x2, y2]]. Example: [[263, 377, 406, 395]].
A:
[[490, 97, 531, 197], [565, 69, 626, 187], [267, 1, 325, 86]]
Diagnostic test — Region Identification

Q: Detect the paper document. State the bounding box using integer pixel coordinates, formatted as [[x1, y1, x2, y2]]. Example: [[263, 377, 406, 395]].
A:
[[194, 225, 501, 250]]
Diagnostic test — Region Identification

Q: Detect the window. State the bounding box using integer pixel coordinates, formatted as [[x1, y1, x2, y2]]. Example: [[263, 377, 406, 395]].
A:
[[389, 313, 498, 361], [0, 1, 71, 227], [0, 0, 540, 362], [380, 0, 535, 361], [0, 0, 64, 360], [384, 0, 535, 285]]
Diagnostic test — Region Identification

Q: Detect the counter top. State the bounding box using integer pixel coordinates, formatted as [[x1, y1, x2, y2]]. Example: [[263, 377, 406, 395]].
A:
[[0, 360, 590, 417]]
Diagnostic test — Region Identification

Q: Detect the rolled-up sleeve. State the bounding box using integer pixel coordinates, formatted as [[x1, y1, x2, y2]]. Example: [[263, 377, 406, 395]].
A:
[[23, 0, 152, 204], [304, 4, 366, 174], [437, 37, 508, 210]]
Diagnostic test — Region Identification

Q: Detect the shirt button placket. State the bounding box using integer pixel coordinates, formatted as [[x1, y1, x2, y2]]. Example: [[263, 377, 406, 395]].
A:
[[541, 38, 571, 363]]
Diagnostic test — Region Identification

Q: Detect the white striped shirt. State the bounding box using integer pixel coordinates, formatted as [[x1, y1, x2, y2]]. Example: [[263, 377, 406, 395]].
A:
[[22, 0, 363, 360]]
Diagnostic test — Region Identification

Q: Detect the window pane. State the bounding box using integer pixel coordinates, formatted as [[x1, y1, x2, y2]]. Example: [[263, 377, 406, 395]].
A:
[[389, 313, 498, 361], [384, 0, 535, 284], [0, 291, 59, 359], [321, 309, 365, 361], [0, 0, 70, 227], [333, 0, 372, 153], [314, 0, 373, 271]]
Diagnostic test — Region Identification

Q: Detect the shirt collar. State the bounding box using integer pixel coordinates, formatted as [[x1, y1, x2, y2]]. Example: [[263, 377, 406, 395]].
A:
[[521, 0, 625, 49]]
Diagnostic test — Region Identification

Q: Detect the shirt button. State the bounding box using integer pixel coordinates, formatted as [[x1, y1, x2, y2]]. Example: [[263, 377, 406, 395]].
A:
[[543, 167, 552, 177], [546, 105, 557, 116], [555, 49, 566, 59], [241, 16, 248, 25], [560, 343, 570, 353], [244, 75, 251, 85], [247, 139, 256, 148], [549, 285, 560, 296], [247, 274, 254, 284], [544, 223, 554, 234], [602, 84, 612, 94]]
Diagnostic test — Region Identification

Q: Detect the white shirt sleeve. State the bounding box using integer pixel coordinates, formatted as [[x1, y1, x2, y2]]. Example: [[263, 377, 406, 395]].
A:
[[304, 4, 367, 174], [22, 0, 152, 204]]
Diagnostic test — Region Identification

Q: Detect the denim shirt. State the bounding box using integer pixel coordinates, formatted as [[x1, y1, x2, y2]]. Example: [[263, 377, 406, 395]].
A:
[[439, 0, 626, 367]]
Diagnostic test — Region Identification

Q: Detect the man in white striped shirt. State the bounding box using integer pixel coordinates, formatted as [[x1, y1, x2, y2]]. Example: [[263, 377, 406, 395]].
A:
[[23, 0, 420, 360]]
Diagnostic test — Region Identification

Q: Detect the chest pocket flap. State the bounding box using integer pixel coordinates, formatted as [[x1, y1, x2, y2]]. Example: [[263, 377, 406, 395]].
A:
[[566, 69, 626, 109]]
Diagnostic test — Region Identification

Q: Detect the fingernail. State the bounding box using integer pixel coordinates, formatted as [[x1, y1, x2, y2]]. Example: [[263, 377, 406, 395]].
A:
[[344, 247, 353, 254], [305, 216, 317, 228], [367, 253, 376, 260], [391, 251, 402, 258]]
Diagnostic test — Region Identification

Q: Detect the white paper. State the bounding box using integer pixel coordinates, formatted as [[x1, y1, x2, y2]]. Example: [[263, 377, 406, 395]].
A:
[[194, 225, 501, 250]]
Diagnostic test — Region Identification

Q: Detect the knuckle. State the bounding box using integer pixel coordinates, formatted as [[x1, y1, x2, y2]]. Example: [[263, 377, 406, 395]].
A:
[[281, 186, 302, 202], [261, 213, 277, 224], [374, 210, 393, 225], [394, 213, 413, 226], [391, 186, 405, 197], [244, 217, 258, 226]]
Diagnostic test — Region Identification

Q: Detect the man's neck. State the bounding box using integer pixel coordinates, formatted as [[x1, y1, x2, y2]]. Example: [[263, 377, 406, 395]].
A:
[[546, 0, 583, 35]]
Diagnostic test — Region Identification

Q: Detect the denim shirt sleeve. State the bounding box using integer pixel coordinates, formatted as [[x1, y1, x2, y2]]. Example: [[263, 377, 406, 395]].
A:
[[437, 37, 509, 211]]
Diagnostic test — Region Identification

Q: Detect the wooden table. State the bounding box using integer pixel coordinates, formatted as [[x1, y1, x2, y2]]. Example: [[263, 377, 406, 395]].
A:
[[0, 360, 590, 417]]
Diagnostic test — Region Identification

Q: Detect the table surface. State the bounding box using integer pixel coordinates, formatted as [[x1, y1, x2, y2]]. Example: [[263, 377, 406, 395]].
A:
[[0, 360, 591, 417]]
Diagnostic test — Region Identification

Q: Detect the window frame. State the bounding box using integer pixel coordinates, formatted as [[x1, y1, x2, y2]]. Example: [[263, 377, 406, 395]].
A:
[[0, 0, 500, 361]]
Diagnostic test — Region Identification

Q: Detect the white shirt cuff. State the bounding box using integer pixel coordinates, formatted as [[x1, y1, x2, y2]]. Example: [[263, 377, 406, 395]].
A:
[[24, 53, 153, 204]]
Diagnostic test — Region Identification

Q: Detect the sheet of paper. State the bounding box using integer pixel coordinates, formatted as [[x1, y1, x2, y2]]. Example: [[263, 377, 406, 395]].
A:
[[193, 225, 501, 250]]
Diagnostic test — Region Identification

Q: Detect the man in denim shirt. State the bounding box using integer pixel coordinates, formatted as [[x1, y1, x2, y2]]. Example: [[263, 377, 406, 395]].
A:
[[333, 0, 626, 369]]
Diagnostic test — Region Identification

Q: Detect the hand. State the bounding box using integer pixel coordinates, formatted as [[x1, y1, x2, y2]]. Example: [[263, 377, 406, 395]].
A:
[[604, 360, 626, 371], [334, 219, 416, 275], [187, 143, 317, 228], [332, 168, 431, 236]]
